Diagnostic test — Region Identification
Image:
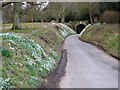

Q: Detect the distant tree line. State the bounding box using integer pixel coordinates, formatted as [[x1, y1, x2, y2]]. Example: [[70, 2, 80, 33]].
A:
[[2, 2, 120, 25]]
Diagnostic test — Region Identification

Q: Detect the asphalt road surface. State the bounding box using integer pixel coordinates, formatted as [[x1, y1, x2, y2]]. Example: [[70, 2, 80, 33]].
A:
[[59, 34, 118, 88]]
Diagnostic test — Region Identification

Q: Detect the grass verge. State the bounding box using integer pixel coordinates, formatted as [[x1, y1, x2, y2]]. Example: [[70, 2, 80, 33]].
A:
[[0, 23, 75, 89], [80, 24, 119, 59]]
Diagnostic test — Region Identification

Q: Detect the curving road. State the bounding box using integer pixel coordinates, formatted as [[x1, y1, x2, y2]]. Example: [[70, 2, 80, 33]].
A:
[[59, 34, 118, 88]]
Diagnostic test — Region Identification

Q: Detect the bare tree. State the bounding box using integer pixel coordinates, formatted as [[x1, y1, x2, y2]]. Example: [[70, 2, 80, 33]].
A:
[[2, 1, 48, 30]]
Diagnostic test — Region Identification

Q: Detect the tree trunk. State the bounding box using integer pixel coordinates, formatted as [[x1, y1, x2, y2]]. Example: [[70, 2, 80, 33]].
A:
[[61, 6, 65, 23], [41, 17, 44, 23], [61, 17, 64, 23], [56, 18, 58, 23], [12, 13, 21, 30], [31, 16, 34, 22], [89, 9, 93, 24], [11, 3, 21, 30], [89, 3, 93, 25]]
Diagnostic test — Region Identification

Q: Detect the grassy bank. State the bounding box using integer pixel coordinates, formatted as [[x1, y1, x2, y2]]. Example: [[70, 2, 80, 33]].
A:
[[0, 23, 75, 89], [80, 24, 119, 59]]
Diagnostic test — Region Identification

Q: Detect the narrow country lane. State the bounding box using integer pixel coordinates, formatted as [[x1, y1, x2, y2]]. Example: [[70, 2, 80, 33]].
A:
[[59, 34, 118, 88]]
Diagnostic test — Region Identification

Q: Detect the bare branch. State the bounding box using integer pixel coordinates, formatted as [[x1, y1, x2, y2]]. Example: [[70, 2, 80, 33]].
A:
[[2, 2, 12, 7]]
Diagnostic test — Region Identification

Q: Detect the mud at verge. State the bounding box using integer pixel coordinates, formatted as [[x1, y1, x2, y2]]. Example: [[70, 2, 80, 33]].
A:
[[40, 49, 67, 88]]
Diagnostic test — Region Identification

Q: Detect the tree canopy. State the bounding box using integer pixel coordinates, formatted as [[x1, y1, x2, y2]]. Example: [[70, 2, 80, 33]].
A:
[[2, 2, 120, 27]]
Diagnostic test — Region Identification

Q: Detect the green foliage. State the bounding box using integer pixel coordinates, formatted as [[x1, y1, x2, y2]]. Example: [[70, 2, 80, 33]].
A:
[[78, 11, 90, 21], [0, 78, 13, 90], [99, 2, 120, 13], [0, 47, 12, 58], [0, 33, 56, 88], [65, 10, 76, 22]]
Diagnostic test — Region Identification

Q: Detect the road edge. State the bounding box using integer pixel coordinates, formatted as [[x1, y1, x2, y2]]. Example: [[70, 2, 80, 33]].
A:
[[40, 49, 68, 88]]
